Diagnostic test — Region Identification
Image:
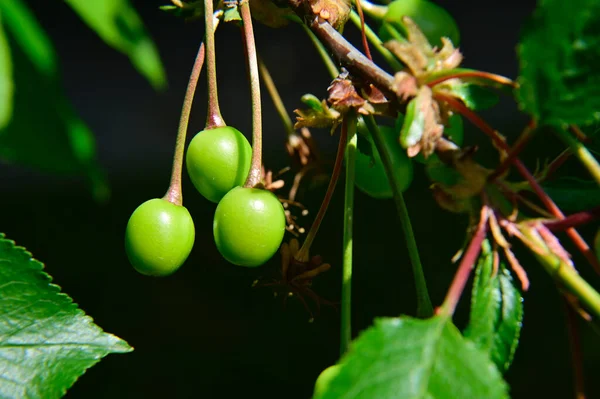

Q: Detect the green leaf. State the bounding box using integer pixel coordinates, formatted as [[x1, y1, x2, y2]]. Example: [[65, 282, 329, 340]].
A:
[[0, 14, 13, 129], [0, 0, 57, 77], [542, 177, 600, 211], [399, 92, 425, 149], [65, 0, 166, 90], [0, 6, 109, 201], [0, 234, 132, 399], [439, 82, 499, 111], [314, 315, 509, 399], [516, 0, 600, 127], [464, 240, 524, 373]]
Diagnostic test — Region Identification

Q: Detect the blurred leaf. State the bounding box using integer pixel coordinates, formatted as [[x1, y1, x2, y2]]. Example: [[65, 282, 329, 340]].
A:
[[0, 7, 109, 201], [314, 316, 509, 399], [542, 177, 600, 211], [516, 0, 600, 127], [0, 0, 57, 77], [0, 14, 13, 129], [464, 240, 523, 373], [0, 233, 132, 399], [65, 0, 166, 90]]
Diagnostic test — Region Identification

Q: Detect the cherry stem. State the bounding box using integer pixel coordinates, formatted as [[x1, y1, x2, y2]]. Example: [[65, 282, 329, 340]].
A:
[[240, 0, 263, 188], [353, 1, 373, 61], [439, 205, 489, 316], [257, 55, 295, 137], [296, 116, 349, 262], [563, 300, 587, 399], [435, 92, 600, 273], [298, 22, 339, 79], [204, 0, 225, 129], [341, 114, 357, 356], [544, 206, 600, 232], [164, 41, 206, 206], [364, 115, 433, 317], [425, 70, 516, 88]]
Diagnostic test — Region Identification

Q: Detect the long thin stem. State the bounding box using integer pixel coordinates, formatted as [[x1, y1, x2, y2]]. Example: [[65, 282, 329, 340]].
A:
[[164, 41, 206, 205], [240, 1, 263, 188], [425, 69, 516, 88], [299, 23, 339, 79], [563, 302, 587, 399], [352, 3, 372, 61], [296, 117, 349, 261], [258, 55, 295, 137], [435, 92, 600, 273], [364, 115, 433, 317], [341, 115, 357, 356], [348, 10, 403, 71], [440, 206, 489, 316], [556, 127, 600, 186], [204, 0, 224, 128], [545, 206, 600, 232]]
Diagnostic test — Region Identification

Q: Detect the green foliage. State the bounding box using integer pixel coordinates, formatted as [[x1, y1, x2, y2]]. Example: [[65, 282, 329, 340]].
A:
[[65, 0, 166, 90], [379, 0, 460, 47], [0, 234, 132, 399], [464, 241, 524, 373], [541, 177, 600, 211], [0, 0, 56, 77], [0, 14, 12, 130], [314, 316, 509, 399], [517, 0, 600, 127], [439, 83, 499, 111], [0, 0, 108, 200]]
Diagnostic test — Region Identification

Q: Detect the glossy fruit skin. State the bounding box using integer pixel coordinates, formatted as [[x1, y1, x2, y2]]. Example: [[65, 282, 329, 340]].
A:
[[354, 125, 414, 199], [186, 126, 252, 203], [379, 0, 460, 47], [313, 365, 342, 397], [125, 198, 195, 276], [213, 187, 286, 267]]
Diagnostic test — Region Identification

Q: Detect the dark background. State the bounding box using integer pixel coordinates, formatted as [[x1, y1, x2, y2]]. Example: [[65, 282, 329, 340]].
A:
[[2, 0, 600, 398]]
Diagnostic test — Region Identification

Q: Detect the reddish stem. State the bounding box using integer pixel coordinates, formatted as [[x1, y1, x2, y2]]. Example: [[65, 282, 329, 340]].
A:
[[563, 301, 587, 399], [354, 2, 372, 61], [439, 206, 490, 315], [489, 120, 536, 181], [545, 206, 600, 232], [164, 41, 206, 206], [570, 125, 592, 143], [435, 92, 600, 273], [296, 117, 349, 262], [426, 70, 516, 88]]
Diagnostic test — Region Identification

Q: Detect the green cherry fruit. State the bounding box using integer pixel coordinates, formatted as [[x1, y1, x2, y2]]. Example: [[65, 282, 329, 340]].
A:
[[354, 126, 414, 199], [125, 198, 195, 276], [379, 0, 460, 47], [213, 187, 286, 267], [313, 365, 342, 397], [186, 126, 252, 203]]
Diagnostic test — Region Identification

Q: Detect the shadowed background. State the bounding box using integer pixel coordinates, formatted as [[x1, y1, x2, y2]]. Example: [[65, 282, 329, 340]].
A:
[[2, 1, 600, 398]]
